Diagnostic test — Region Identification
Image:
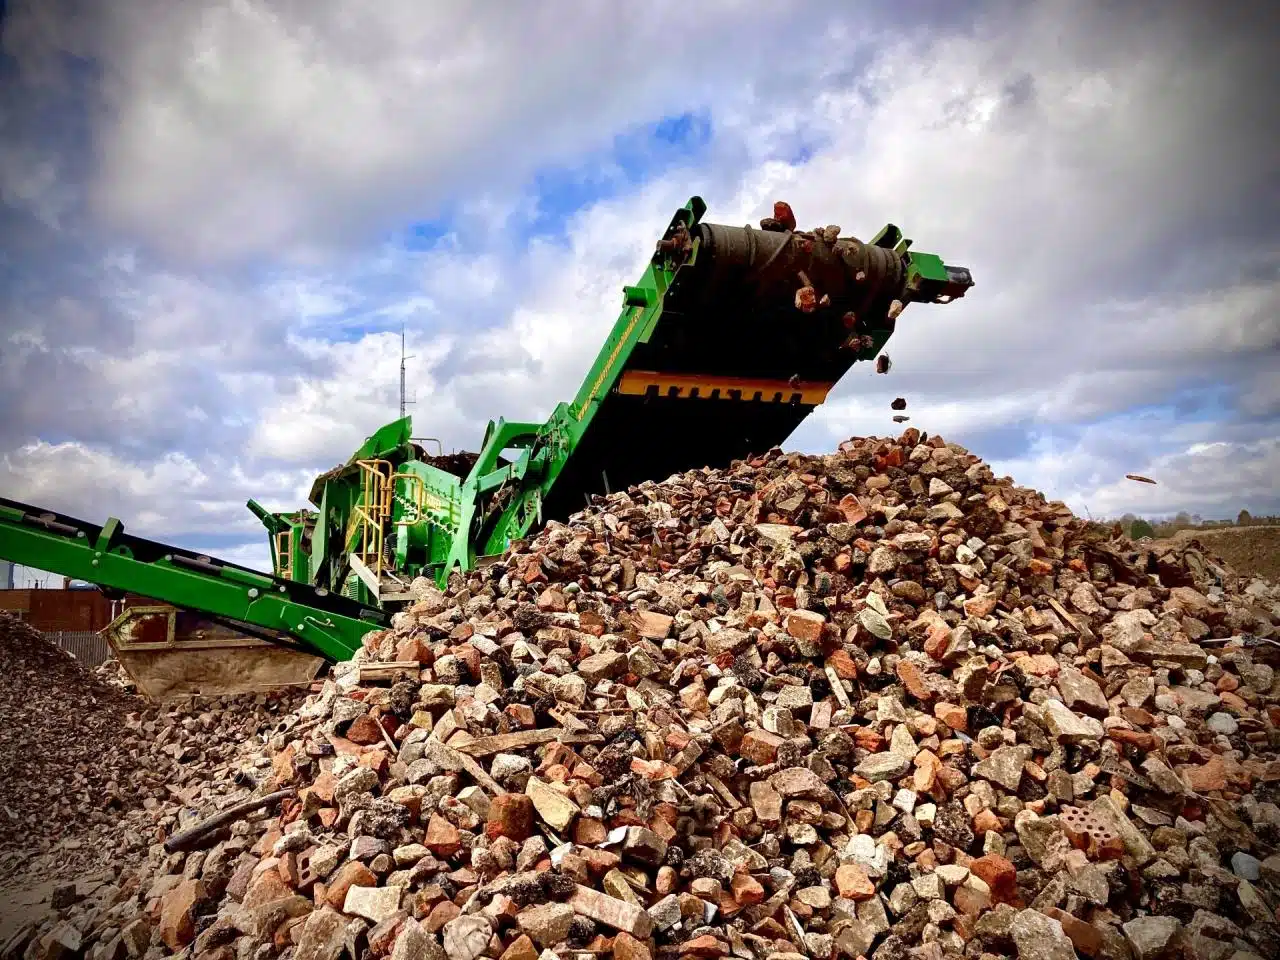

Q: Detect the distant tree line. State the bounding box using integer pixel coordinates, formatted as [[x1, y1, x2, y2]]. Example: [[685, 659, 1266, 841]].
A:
[[1110, 510, 1279, 540]]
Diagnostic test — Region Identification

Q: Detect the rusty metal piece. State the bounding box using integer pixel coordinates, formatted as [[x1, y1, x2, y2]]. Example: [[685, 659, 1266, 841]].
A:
[[795, 287, 817, 313], [876, 354, 892, 374], [891, 397, 907, 411], [892, 415, 910, 424], [656, 223, 694, 263], [822, 225, 841, 243], [163, 788, 295, 853], [759, 217, 785, 232], [1125, 474, 1157, 485], [773, 201, 796, 232], [1059, 805, 1124, 860]]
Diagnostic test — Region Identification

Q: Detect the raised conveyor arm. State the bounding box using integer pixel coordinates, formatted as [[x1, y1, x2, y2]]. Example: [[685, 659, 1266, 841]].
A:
[[0, 496, 389, 660], [451, 197, 973, 572]]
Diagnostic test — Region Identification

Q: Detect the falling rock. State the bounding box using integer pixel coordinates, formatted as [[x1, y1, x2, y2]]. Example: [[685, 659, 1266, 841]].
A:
[[517, 902, 575, 948], [934, 864, 970, 886], [634, 611, 673, 639], [647, 894, 682, 933], [157, 879, 206, 951], [1010, 908, 1076, 960], [344, 883, 404, 924], [525, 777, 580, 831], [569, 884, 654, 937], [855, 752, 912, 783], [1238, 879, 1273, 924], [1014, 815, 1063, 868], [858, 607, 893, 641], [1042, 699, 1105, 741], [1122, 915, 1185, 959], [392, 919, 446, 960], [1106, 609, 1157, 652], [867, 547, 902, 576], [1056, 666, 1110, 717], [750, 781, 783, 825], [927, 501, 964, 522], [1207, 712, 1238, 735], [577, 652, 626, 684], [443, 915, 494, 960], [974, 745, 1032, 792], [621, 826, 668, 866], [1232, 851, 1262, 881], [769, 766, 827, 798], [295, 908, 349, 960]]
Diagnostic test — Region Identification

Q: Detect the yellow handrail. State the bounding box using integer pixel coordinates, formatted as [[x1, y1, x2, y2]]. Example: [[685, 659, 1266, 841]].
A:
[[276, 530, 293, 580], [354, 459, 392, 578], [392, 471, 426, 526]]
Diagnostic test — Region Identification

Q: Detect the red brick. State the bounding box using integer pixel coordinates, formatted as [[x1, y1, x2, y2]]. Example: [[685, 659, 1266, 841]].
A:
[[424, 900, 459, 933], [537, 587, 567, 612], [612, 932, 652, 960], [325, 862, 376, 910], [680, 935, 728, 958], [834, 864, 875, 900], [346, 715, 384, 746], [827, 650, 859, 679], [1043, 907, 1104, 957], [486, 793, 534, 843], [425, 813, 462, 857], [923, 623, 951, 660], [395, 636, 432, 664], [785, 609, 826, 645], [739, 730, 784, 766], [934, 702, 967, 731], [158, 880, 206, 951], [730, 871, 764, 906], [969, 854, 1017, 904], [897, 661, 931, 701], [1107, 728, 1158, 751]]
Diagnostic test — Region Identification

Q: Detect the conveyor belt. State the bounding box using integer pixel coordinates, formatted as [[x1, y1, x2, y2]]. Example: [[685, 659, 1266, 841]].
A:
[[0, 497, 389, 660]]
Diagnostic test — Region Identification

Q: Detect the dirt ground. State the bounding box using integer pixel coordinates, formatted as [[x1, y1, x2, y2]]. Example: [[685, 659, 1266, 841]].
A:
[[1164, 526, 1280, 582]]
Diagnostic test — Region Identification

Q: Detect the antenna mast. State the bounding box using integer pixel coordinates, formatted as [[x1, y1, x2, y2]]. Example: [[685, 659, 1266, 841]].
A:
[[399, 325, 415, 421]]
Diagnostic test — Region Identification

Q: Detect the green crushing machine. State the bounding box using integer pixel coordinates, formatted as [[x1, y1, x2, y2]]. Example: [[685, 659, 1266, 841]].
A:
[[0, 197, 973, 667]]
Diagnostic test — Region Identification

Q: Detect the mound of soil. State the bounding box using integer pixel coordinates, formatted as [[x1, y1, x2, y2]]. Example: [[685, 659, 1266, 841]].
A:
[[1170, 526, 1280, 582]]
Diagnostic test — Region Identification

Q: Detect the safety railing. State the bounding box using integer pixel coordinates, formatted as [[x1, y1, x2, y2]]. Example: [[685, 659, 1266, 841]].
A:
[[276, 530, 293, 580], [353, 459, 393, 578], [392, 472, 426, 526]]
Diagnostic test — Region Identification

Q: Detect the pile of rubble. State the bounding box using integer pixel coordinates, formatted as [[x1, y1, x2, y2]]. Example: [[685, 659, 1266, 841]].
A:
[[0, 613, 307, 945], [11, 430, 1280, 960], [0, 612, 139, 854], [94, 658, 139, 695]]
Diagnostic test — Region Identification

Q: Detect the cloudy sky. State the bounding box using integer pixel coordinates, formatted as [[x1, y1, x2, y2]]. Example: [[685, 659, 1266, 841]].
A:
[[1, 0, 1277, 585]]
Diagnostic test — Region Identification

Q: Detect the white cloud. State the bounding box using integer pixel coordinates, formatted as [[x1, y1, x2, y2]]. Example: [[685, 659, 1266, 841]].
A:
[[997, 435, 1280, 521], [1, 0, 1276, 565], [1, 440, 315, 540], [75, 0, 830, 263]]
